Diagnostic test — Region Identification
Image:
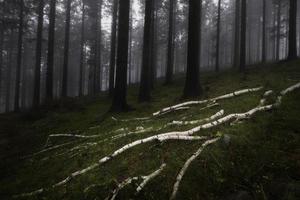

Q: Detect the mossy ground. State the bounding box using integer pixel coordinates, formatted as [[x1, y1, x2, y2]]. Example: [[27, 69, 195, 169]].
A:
[[0, 60, 300, 200]]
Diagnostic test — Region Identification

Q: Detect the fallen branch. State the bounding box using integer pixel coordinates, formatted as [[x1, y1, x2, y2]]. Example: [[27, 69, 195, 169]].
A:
[[170, 138, 220, 200], [153, 86, 263, 117], [166, 110, 224, 127]]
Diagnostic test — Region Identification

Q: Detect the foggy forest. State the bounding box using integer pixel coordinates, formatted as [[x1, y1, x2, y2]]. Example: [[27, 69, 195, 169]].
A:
[[0, 0, 300, 199]]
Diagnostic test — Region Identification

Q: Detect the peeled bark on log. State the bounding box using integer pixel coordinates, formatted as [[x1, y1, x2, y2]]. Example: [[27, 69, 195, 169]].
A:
[[153, 87, 263, 117], [170, 137, 220, 200], [167, 110, 224, 126]]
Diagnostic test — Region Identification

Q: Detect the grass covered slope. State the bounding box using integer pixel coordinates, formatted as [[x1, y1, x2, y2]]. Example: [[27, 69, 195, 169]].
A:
[[0, 60, 300, 200]]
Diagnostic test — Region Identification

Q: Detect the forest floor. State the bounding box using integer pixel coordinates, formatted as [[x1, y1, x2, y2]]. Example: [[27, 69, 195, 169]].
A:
[[0, 60, 300, 200]]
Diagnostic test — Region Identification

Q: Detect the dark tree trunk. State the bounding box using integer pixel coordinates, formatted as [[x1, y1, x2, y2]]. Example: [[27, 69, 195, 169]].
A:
[[15, 0, 24, 112], [6, 30, 14, 113], [62, 0, 71, 97], [150, 0, 158, 89], [0, 23, 3, 101], [109, 0, 118, 97], [79, 1, 85, 97], [46, 0, 56, 100], [183, 0, 202, 98], [111, 0, 130, 111], [215, 0, 221, 72], [139, 0, 153, 102], [233, 0, 240, 68], [287, 0, 297, 60], [33, 0, 44, 107], [165, 0, 175, 84], [262, 0, 267, 62], [276, 0, 281, 61], [239, 0, 247, 72]]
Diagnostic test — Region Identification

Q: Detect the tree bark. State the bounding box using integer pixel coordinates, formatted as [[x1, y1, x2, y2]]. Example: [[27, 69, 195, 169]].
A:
[[46, 0, 56, 100], [233, 0, 240, 68], [15, 0, 24, 112], [215, 0, 221, 72], [165, 0, 175, 84], [239, 0, 246, 72], [287, 0, 298, 60], [0, 22, 3, 102], [111, 0, 130, 111], [33, 0, 44, 107], [79, 1, 85, 97], [109, 0, 118, 97], [276, 0, 281, 61], [6, 29, 14, 113], [183, 0, 202, 98], [262, 0, 267, 62], [139, 0, 154, 102], [62, 0, 72, 97]]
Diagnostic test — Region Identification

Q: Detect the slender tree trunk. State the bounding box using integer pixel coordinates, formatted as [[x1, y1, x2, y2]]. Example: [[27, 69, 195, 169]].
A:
[[62, 0, 71, 97], [183, 0, 202, 98], [276, 0, 281, 61], [165, 0, 175, 84], [233, 0, 241, 68], [46, 0, 56, 100], [150, 0, 157, 89], [33, 0, 44, 107], [111, 0, 130, 111], [128, 1, 133, 85], [215, 0, 221, 72], [6, 30, 14, 113], [139, 0, 153, 102], [287, 0, 298, 60], [0, 24, 3, 102], [109, 0, 118, 97], [79, 1, 85, 97], [262, 0, 267, 62], [239, 0, 247, 72], [14, 0, 24, 112]]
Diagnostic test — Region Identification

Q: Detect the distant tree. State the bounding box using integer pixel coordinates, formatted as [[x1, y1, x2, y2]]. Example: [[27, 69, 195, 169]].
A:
[[276, 0, 281, 61], [165, 0, 175, 85], [14, 0, 24, 111], [262, 0, 267, 62], [6, 29, 14, 113], [111, 0, 130, 111], [62, 0, 72, 97], [233, 0, 240, 68], [94, 0, 102, 94], [215, 0, 221, 72], [46, 0, 57, 100], [79, 0, 86, 97], [287, 0, 297, 60], [109, 0, 118, 97], [183, 0, 202, 98], [0, 9, 4, 102], [33, 0, 44, 107], [239, 0, 246, 72], [139, 0, 154, 102]]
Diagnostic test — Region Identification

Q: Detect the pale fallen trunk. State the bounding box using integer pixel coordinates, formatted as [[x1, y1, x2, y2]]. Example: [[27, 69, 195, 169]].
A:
[[170, 138, 220, 200], [153, 87, 263, 117], [167, 110, 224, 126]]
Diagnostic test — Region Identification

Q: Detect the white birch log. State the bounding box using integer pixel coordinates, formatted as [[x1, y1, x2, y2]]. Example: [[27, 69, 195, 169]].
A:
[[170, 137, 220, 200], [109, 177, 139, 200], [167, 110, 224, 126], [136, 163, 167, 194]]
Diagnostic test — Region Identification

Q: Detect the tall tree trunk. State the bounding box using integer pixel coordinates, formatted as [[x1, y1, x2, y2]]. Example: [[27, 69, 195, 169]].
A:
[[239, 0, 247, 72], [276, 0, 281, 61], [6, 29, 14, 113], [139, 0, 153, 102], [111, 0, 130, 111], [62, 0, 71, 97], [93, 0, 102, 94], [128, 1, 133, 85], [183, 0, 202, 98], [215, 0, 221, 72], [79, 1, 85, 97], [262, 0, 267, 62], [233, 0, 240, 68], [150, 0, 158, 89], [15, 0, 24, 112], [46, 0, 56, 100], [287, 0, 297, 60], [109, 0, 118, 97], [33, 0, 44, 107], [165, 0, 175, 84], [0, 23, 3, 102]]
